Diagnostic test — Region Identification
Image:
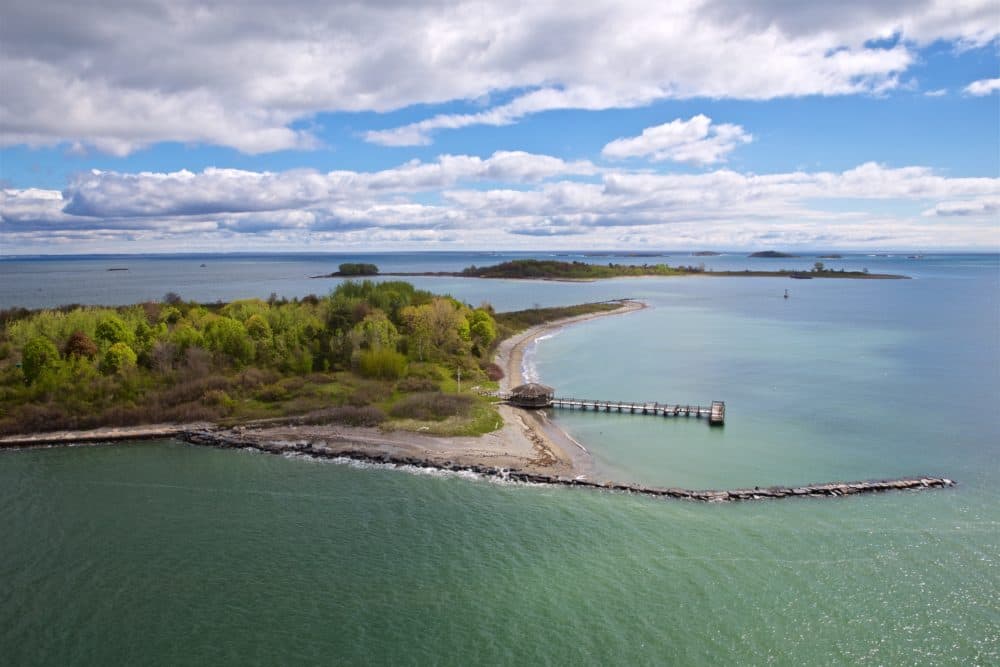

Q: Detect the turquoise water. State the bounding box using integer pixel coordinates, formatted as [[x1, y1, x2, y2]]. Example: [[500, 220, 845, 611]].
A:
[[1, 253, 998, 664]]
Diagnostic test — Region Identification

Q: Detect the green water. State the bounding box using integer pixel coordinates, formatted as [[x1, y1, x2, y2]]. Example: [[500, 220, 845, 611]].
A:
[[1, 254, 998, 665], [1, 442, 996, 665]]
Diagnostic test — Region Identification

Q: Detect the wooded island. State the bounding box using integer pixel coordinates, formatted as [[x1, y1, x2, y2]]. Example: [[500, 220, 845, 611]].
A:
[[316, 259, 908, 281], [0, 282, 619, 435]]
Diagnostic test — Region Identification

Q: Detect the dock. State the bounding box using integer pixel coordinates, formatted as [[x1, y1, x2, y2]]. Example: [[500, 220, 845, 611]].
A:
[[497, 385, 725, 425]]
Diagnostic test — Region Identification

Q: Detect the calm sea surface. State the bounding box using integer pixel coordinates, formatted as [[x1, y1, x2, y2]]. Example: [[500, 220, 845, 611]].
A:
[[1, 252, 998, 665]]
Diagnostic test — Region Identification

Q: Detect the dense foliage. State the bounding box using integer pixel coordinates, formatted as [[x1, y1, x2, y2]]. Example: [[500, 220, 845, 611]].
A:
[[460, 259, 697, 279], [0, 281, 501, 434], [336, 263, 379, 275]]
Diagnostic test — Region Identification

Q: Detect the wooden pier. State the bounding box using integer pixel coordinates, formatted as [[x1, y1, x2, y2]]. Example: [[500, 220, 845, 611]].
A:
[[498, 388, 725, 425]]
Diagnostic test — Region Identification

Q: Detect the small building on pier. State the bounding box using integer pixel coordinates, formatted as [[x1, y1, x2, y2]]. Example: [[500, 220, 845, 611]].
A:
[[508, 383, 555, 408]]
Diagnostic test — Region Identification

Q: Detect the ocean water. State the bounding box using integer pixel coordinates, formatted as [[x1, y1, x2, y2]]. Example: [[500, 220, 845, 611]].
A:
[[1, 253, 998, 665]]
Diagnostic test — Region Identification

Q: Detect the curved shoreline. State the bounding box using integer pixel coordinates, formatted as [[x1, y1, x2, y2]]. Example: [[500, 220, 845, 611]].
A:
[[0, 298, 957, 501]]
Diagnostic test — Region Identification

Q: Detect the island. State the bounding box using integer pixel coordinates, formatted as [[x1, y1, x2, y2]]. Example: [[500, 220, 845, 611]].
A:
[[331, 262, 379, 276], [313, 259, 908, 281], [748, 250, 797, 258]]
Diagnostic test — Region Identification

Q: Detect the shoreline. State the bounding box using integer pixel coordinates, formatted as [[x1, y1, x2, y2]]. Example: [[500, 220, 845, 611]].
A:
[[312, 272, 909, 282], [0, 298, 956, 501], [0, 300, 644, 477]]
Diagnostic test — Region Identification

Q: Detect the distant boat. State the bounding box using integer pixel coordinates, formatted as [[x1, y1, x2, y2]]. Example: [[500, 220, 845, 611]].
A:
[[788, 273, 813, 280], [107, 267, 128, 271], [200, 263, 207, 267], [784, 289, 789, 299]]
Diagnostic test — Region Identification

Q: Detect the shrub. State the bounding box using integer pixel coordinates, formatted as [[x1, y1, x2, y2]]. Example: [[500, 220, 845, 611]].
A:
[[256, 384, 289, 402], [202, 389, 234, 411], [237, 367, 278, 390], [481, 362, 504, 381], [389, 392, 474, 421], [396, 376, 438, 393], [346, 381, 391, 407], [157, 375, 230, 406], [300, 405, 387, 427], [357, 348, 407, 380]]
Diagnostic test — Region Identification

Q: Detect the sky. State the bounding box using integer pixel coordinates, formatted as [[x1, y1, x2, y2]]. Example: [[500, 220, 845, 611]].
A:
[[1, 0, 998, 254]]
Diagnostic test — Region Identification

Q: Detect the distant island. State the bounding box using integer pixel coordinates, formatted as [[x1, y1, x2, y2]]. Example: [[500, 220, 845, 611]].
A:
[[748, 251, 797, 258], [692, 251, 721, 256], [817, 254, 844, 259], [315, 259, 908, 281], [331, 262, 379, 276]]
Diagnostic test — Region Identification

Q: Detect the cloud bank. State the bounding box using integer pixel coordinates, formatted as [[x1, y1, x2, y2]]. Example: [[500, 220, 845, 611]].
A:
[[2, 0, 997, 153], [4, 157, 998, 251]]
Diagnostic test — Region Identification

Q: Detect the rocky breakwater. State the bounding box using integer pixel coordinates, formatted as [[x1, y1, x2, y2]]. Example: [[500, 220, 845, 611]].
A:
[[180, 428, 955, 503]]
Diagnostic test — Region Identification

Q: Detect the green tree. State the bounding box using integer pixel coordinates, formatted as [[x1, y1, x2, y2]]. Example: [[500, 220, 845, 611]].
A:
[[22, 336, 60, 384], [204, 317, 254, 365], [468, 309, 497, 351], [95, 316, 133, 346], [352, 311, 399, 350], [170, 323, 204, 353], [100, 342, 138, 375]]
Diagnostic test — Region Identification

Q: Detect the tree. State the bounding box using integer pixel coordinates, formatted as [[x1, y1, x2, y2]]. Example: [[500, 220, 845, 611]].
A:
[[468, 309, 496, 351], [22, 336, 60, 384], [351, 311, 399, 351], [100, 342, 138, 375], [63, 330, 98, 359], [204, 317, 253, 365], [96, 315, 133, 346], [401, 299, 470, 361], [813, 261, 825, 272]]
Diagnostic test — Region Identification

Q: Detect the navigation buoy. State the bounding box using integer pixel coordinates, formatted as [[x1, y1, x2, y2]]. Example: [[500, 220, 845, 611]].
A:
[[784, 289, 789, 299]]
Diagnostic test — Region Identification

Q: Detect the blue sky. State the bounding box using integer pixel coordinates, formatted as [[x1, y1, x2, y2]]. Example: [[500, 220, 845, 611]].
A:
[[1, 0, 998, 253]]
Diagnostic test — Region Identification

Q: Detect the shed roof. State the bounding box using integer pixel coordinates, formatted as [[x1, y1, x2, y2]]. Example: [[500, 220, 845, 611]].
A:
[[510, 382, 555, 397]]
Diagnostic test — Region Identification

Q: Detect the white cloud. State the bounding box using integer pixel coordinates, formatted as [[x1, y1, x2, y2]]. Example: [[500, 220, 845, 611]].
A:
[[56, 152, 596, 218], [922, 198, 999, 217], [601, 115, 751, 165], [924, 88, 948, 97], [963, 78, 1000, 96], [1, 0, 997, 153], [4, 159, 999, 250]]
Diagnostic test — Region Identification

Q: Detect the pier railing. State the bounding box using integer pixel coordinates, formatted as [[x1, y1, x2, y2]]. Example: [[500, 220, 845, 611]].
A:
[[491, 393, 726, 425]]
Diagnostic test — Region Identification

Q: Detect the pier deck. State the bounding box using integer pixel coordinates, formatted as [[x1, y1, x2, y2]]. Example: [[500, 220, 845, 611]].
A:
[[495, 393, 726, 425]]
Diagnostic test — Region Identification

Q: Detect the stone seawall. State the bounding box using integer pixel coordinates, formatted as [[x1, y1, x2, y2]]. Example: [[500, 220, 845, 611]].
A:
[[180, 429, 955, 503]]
